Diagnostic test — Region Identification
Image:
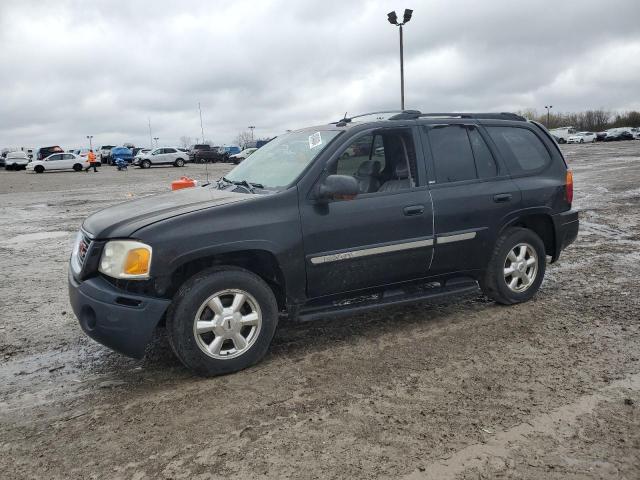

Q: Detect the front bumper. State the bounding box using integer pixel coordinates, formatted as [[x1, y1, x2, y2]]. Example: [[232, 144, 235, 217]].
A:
[[551, 209, 579, 262], [68, 270, 171, 358]]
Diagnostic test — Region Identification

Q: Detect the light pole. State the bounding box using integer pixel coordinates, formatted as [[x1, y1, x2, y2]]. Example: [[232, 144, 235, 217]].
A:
[[248, 126, 255, 142], [387, 9, 413, 110], [198, 102, 205, 144], [545, 105, 553, 127], [153, 137, 159, 147], [86, 135, 93, 150]]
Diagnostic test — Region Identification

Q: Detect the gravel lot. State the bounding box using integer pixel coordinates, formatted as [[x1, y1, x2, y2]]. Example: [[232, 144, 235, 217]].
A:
[[1, 143, 639, 479]]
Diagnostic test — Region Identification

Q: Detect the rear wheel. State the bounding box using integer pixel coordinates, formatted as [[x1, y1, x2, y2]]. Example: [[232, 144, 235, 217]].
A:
[[167, 267, 279, 377], [34, 165, 44, 173], [480, 227, 546, 305], [174, 158, 185, 167]]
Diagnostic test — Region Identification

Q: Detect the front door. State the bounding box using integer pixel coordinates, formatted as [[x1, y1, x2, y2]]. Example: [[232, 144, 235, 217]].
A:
[[419, 122, 522, 274], [300, 127, 435, 299], [45, 153, 64, 170]]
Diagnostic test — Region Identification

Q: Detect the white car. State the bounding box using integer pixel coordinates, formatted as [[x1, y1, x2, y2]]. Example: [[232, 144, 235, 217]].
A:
[[567, 132, 597, 144], [132, 147, 187, 168], [229, 148, 257, 164], [4, 151, 30, 170], [27, 152, 88, 173]]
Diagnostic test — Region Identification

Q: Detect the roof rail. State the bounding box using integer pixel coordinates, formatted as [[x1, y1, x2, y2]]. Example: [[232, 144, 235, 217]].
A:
[[332, 111, 526, 126], [419, 112, 527, 121]]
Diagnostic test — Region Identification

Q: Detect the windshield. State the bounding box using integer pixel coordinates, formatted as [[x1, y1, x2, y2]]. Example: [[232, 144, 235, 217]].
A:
[[225, 129, 341, 189]]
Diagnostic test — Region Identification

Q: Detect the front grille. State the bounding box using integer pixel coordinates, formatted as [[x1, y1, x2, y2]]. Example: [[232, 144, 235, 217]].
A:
[[77, 233, 92, 268]]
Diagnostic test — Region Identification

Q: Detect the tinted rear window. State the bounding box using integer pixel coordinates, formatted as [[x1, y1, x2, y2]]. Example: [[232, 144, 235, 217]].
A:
[[428, 125, 476, 183], [486, 126, 550, 175]]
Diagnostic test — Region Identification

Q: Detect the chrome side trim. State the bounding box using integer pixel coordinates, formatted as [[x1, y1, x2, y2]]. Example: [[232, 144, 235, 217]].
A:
[[437, 231, 477, 244], [310, 239, 434, 265]]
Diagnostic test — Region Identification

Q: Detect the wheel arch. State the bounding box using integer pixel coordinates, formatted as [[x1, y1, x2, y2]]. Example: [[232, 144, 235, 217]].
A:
[[166, 249, 288, 311], [500, 212, 556, 259]]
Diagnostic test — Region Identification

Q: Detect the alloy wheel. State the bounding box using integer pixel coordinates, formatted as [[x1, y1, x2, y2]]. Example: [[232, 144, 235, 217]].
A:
[[193, 289, 262, 360], [503, 243, 538, 293]]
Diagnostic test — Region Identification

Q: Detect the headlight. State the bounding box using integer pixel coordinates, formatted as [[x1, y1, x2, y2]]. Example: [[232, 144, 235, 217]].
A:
[[99, 240, 152, 279]]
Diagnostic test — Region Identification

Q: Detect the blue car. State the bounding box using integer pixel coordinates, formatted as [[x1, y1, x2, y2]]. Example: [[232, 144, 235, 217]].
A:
[[224, 146, 241, 155], [110, 147, 134, 163]]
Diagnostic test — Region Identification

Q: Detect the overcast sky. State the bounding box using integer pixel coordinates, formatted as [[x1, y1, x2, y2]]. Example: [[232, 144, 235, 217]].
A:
[[1, 0, 639, 150]]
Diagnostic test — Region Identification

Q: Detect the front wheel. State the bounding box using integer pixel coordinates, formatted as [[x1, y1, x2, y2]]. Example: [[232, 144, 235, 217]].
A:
[[73, 163, 83, 171], [480, 227, 546, 305], [141, 159, 151, 169], [34, 165, 44, 173], [167, 267, 279, 377]]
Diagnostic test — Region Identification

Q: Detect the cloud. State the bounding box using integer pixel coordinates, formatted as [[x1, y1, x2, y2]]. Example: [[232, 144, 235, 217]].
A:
[[0, 0, 639, 149]]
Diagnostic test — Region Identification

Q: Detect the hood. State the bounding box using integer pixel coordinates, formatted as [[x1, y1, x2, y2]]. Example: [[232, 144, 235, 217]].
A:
[[83, 186, 254, 239]]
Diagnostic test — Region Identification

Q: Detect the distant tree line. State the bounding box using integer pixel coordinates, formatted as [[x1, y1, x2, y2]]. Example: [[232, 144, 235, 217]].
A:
[[517, 109, 640, 131]]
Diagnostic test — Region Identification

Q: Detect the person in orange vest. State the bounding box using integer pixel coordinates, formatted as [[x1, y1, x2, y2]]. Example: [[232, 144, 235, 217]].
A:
[[85, 149, 98, 173]]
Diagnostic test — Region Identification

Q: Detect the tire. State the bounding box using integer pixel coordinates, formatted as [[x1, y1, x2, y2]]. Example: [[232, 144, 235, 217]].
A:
[[34, 165, 44, 173], [174, 158, 185, 167], [579, 139, 584, 143], [558, 138, 566, 144], [73, 163, 83, 171], [480, 227, 546, 305], [166, 267, 279, 377], [141, 160, 151, 169]]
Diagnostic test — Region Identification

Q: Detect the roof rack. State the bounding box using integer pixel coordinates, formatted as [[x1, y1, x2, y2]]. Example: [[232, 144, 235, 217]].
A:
[[422, 112, 526, 121], [389, 111, 526, 121], [333, 110, 414, 126], [333, 110, 526, 126]]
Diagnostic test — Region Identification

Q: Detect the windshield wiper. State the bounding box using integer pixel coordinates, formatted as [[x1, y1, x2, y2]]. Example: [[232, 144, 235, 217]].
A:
[[218, 177, 264, 193], [231, 179, 264, 193]]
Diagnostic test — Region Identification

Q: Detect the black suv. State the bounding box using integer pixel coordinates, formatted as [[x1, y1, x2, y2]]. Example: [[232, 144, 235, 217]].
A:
[[69, 111, 578, 376]]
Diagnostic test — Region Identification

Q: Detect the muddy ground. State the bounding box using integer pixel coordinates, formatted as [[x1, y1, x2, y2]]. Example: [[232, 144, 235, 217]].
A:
[[1, 143, 639, 479]]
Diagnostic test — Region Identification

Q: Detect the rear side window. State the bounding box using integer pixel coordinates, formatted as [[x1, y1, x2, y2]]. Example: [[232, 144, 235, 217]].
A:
[[486, 126, 551, 175], [427, 125, 476, 183]]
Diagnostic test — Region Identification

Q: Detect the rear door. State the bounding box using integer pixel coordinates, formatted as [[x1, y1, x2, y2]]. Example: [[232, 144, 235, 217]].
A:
[[162, 148, 177, 164], [300, 126, 435, 298], [60, 153, 76, 169], [419, 122, 522, 275]]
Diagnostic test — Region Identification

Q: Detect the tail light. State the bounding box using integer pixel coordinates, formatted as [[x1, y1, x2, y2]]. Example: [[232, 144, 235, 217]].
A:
[[565, 170, 573, 205]]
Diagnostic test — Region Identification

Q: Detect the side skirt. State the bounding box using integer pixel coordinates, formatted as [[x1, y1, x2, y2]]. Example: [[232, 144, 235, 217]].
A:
[[296, 277, 479, 323]]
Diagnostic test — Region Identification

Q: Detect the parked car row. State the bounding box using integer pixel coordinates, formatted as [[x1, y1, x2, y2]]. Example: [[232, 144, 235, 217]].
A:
[[551, 126, 639, 144], [2, 139, 268, 173]]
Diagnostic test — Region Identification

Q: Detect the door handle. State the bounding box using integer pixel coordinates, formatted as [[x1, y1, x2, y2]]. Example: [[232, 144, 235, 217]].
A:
[[403, 205, 425, 216], [493, 193, 512, 203]]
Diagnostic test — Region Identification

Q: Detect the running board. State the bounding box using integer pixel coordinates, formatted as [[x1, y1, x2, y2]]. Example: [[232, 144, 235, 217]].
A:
[[297, 279, 479, 323]]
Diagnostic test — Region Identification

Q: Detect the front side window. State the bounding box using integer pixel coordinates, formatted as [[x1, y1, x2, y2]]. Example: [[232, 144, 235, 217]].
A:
[[486, 126, 551, 175], [48, 154, 62, 161], [330, 129, 417, 196], [226, 129, 342, 190]]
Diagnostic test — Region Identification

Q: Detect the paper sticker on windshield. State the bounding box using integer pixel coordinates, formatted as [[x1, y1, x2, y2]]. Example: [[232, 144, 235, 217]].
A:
[[308, 132, 322, 149]]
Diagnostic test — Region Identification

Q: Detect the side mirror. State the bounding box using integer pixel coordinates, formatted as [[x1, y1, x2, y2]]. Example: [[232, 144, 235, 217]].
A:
[[317, 175, 359, 202]]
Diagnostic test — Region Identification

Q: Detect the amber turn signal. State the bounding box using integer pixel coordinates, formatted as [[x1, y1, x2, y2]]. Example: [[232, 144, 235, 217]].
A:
[[124, 248, 151, 275]]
